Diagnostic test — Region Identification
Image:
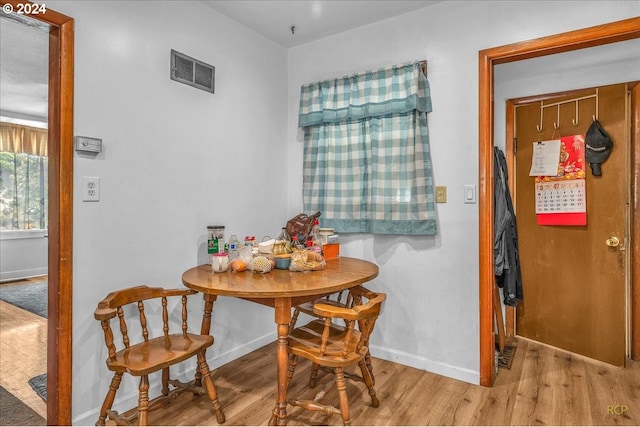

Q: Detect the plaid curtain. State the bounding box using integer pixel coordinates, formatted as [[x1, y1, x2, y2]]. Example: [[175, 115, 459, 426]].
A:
[[298, 61, 436, 235]]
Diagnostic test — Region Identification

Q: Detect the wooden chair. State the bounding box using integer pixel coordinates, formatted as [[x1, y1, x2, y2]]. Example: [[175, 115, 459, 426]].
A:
[[289, 290, 376, 389], [94, 285, 225, 426], [285, 286, 386, 425], [289, 291, 353, 335]]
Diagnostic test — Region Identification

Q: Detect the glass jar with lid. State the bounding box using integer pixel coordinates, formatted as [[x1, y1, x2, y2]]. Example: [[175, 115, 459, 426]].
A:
[[211, 252, 229, 273]]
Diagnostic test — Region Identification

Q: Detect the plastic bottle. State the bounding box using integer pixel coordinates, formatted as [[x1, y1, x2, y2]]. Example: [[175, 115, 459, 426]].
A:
[[311, 219, 320, 247], [228, 234, 240, 260], [308, 219, 322, 254], [291, 235, 304, 251]]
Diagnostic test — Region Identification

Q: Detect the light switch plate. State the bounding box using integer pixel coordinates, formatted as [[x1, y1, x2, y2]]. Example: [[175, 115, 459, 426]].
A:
[[435, 186, 447, 203], [464, 184, 476, 204]]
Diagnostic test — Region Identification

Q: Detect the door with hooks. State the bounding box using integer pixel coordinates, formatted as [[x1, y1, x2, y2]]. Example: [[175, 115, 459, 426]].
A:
[[536, 89, 599, 133], [512, 82, 631, 366]]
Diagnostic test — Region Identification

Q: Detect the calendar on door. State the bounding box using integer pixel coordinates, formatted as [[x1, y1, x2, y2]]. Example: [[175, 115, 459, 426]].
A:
[[535, 179, 586, 213], [531, 135, 587, 226]]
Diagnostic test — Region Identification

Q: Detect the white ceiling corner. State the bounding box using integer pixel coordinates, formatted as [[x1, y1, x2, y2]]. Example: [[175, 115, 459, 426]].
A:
[[200, 1, 443, 48]]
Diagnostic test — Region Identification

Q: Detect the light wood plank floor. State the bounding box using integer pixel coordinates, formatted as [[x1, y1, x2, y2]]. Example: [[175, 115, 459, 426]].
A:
[[1, 281, 637, 426], [106, 337, 639, 426], [0, 277, 48, 420]]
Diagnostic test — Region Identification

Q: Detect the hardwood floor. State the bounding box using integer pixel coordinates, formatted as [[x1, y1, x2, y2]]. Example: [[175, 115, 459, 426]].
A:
[[0, 276, 48, 420], [1, 278, 637, 426], [107, 337, 640, 426]]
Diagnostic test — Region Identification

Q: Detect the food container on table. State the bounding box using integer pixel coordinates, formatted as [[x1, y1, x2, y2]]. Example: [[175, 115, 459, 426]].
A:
[[274, 254, 292, 270], [211, 252, 229, 273], [258, 238, 275, 254], [318, 228, 334, 245]]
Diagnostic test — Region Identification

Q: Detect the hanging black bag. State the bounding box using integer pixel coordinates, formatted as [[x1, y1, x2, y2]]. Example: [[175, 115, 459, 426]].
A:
[[585, 119, 613, 176]]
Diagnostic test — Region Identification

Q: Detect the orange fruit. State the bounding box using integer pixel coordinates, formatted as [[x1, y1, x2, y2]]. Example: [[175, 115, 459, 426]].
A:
[[231, 259, 247, 272]]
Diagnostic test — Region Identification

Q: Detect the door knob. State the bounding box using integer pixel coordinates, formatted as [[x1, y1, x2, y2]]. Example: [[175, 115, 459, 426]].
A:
[[605, 236, 620, 247]]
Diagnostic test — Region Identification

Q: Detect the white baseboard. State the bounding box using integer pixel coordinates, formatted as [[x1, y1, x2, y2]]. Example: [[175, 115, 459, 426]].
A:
[[370, 344, 480, 385], [0, 267, 48, 282]]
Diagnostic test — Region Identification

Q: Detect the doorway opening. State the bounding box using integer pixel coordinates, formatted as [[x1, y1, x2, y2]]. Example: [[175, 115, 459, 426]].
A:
[[478, 17, 640, 386], [0, 12, 50, 423], [0, 1, 75, 423]]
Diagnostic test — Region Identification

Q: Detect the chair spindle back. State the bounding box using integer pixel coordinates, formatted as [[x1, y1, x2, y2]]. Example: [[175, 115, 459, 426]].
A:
[[95, 285, 197, 362]]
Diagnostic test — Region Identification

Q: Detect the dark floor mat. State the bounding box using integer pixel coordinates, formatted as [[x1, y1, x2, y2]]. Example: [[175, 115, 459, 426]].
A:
[[498, 345, 517, 369], [0, 282, 47, 318], [28, 373, 47, 401], [0, 385, 45, 426]]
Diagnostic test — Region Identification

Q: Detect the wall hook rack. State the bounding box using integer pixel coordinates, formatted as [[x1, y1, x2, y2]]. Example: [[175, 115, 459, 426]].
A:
[[535, 89, 598, 132]]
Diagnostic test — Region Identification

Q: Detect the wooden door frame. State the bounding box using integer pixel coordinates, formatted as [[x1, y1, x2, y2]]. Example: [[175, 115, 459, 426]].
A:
[[478, 17, 640, 386], [1, 1, 74, 424]]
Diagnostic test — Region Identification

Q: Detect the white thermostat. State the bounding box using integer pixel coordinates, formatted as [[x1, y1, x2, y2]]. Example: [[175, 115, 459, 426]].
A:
[[75, 136, 102, 153]]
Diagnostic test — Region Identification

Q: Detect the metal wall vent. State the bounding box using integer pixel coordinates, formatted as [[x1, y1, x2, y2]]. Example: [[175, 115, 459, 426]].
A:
[[170, 49, 215, 94]]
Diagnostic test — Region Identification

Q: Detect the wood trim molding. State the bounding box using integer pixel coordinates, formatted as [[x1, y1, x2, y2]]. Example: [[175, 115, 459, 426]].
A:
[[632, 82, 640, 361], [504, 101, 516, 337], [0, 1, 75, 424], [478, 16, 640, 387]]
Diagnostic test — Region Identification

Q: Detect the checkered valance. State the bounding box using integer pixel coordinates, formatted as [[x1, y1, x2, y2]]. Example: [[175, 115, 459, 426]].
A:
[[299, 61, 431, 127], [298, 61, 437, 235]]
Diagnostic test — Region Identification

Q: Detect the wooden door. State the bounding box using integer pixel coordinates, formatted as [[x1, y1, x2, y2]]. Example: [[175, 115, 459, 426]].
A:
[[514, 83, 629, 366]]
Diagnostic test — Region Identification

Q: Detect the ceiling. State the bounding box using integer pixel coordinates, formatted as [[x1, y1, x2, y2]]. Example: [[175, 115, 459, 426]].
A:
[[0, 15, 49, 124], [2, 2, 636, 126], [201, 1, 443, 48]]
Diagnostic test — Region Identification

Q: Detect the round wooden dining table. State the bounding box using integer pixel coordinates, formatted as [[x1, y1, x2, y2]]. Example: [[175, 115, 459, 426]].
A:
[[182, 256, 379, 425]]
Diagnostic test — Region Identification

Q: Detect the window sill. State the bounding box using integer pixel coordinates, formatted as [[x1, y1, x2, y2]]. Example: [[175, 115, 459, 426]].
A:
[[0, 229, 48, 240]]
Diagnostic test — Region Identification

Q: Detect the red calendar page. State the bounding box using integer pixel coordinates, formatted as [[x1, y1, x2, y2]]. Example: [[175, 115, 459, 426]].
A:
[[534, 135, 586, 226]]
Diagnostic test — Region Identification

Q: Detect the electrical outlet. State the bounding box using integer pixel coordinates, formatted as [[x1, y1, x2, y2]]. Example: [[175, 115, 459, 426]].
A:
[[435, 186, 447, 203], [82, 176, 100, 202]]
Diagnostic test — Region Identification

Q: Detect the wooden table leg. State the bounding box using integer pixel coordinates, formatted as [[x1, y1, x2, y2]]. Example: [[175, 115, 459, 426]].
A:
[[269, 297, 292, 426], [195, 293, 218, 387]]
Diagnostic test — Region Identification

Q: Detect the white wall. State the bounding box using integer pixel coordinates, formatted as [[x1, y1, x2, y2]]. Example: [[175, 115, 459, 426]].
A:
[[0, 231, 47, 281], [287, 0, 639, 385], [46, 1, 289, 423], [37, 0, 639, 423]]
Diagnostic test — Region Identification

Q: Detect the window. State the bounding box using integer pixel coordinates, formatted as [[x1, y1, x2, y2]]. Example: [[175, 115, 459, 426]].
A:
[[0, 122, 48, 231], [298, 61, 437, 235]]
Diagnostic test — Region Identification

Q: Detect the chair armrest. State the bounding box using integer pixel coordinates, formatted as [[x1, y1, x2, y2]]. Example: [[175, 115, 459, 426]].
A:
[[313, 303, 357, 319], [313, 291, 386, 321]]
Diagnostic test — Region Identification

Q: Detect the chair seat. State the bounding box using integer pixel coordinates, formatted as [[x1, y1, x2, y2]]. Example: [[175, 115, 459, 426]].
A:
[[106, 333, 213, 376], [289, 320, 366, 367]]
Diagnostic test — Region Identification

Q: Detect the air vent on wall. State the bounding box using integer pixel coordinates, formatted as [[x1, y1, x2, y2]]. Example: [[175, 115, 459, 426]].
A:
[[170, 49, 215, 94]]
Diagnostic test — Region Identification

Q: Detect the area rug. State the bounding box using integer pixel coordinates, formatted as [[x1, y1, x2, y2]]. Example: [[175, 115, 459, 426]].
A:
[[0, 385, 46, 426], [0, 282, 47, 318], [28, 374, 47, 402], [498, 345, 517, 369]]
